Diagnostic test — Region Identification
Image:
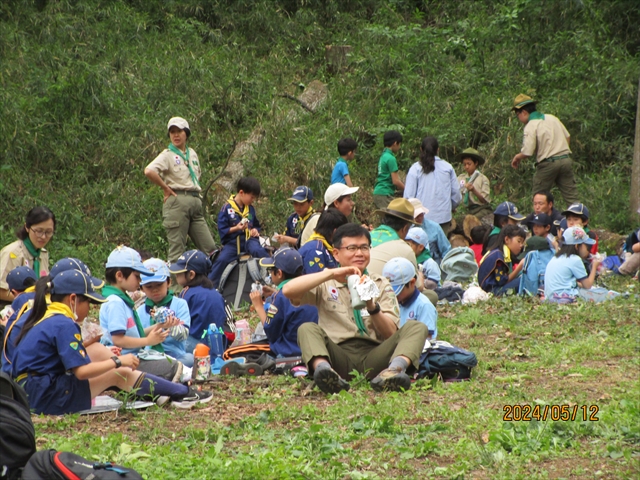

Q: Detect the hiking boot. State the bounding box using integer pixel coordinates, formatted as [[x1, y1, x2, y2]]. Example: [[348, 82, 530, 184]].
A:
[[314, 367, 350, 394], [370, 368, 411, 392], [171, 387, 213, 409], [220, 360, 263, 377]]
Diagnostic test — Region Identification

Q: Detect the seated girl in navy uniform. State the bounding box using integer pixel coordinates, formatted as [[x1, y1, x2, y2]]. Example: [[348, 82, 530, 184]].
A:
[[171, 250, 235, 353], [11, 270, 211, 414], [250, 248, 319, 358], [298, 209, 348, 274], [209, 177, 270, 288], [478, 225, 526, 296]]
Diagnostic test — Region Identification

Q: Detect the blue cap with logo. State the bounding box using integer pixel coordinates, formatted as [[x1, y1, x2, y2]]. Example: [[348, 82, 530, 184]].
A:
[[288, 186, 314, 203], [405, 227, 429, 249], [6, 266, 37, 292], [381, 257, 417, 296], [168, 250, 212, 275], [140, 258, 171, 285], [562, 203, 590, 220], [50, 270, 106, 303], [260, 247, 303, 275], [50, 258, 104, 288], [493, 202, 525, 221], [106, 246, 153, 275], [562, 226, 596, 246], [528, 213, 551, 226]]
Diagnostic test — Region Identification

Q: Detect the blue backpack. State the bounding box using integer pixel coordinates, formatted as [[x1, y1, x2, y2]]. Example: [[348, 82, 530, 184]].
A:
[[518, 249, 554, 296], [416, 341, 478, 381]]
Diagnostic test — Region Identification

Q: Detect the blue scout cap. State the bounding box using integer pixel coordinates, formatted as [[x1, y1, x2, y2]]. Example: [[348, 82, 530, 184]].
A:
[[554, 217, 568, 231], [140, 258, 171, 285], [493, 202, 525, 221], [288, 186, 314, 203], [405, 227, 429, 249], [168, 250, 211, 275], [562, 227, 596, 246], [50, 258, 104, 288], [382, 257, 416, 296], [529, 213, 551, 227], [6, 266, 36, 292], [106, 246, 153, 275], [260, 247, 303, 275], [562, 203, 590, 220], [50, 270, 106, 303]]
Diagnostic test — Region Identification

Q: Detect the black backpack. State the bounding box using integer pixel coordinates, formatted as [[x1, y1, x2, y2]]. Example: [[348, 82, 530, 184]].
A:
[[0, 372, 36, 480], [22, 450, 144, 480], [416, 340, 478, 381], [219, 256, 266, 310]]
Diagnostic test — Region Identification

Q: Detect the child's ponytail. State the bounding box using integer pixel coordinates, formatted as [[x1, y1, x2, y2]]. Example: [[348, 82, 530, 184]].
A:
[[419, 136, 438, 174], [15, 275, 52, 345]]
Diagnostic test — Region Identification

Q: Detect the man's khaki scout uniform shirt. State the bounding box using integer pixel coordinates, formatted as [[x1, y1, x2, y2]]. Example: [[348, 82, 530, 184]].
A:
[[521, 114, 571, 163]]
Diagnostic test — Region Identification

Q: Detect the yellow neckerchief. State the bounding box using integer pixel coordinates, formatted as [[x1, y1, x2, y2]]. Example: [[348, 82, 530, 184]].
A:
[[35, 302, 75, 327], [503, 245, 514, 272], [24, 286, 36, 293], [294, 207, 315, 235], [2, 292, 52, 365], [228, 194, 251, 253], [308, 233, 333, 253]]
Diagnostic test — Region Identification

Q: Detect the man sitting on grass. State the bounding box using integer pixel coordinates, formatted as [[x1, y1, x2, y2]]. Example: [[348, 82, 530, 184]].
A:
[[283, 223, 428, 394]]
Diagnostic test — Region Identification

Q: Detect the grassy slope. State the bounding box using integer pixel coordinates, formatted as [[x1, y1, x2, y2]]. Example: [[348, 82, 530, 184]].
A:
[[1, 0, 639, 276], [35, 275, 639, 479]]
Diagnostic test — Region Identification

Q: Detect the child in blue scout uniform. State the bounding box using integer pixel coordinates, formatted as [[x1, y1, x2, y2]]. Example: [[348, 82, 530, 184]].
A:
[[99, 246, 182, 381], [209, 176, 270, 288], [382, 257, 438, 340], [527, 213, 557, 251], [2, 266, 36, 330], [11, 270, 211, 414], [273, 186, 316, 247], [137, 258, 193, 367], [299, 209, 349, 274], [562, 203, 598, 255], [544, 227, 604, 303], [478, 225, 526, 295], [249, 248, 319, 357], [331, 138, 358, 186], [404, 227, 441, 289], [171, 250, 234, 353], [484, 202, 525, 253]]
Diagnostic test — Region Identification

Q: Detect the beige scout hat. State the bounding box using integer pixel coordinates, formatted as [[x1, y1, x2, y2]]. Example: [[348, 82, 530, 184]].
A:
[[512, 94, 535, 111], [167, 117, 191, 137], [454, 147, 485, 166]]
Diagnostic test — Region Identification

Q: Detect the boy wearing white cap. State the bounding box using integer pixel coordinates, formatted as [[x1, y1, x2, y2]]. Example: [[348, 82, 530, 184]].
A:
[[144, 117, 217, 264], [382, 257, 438, 340]]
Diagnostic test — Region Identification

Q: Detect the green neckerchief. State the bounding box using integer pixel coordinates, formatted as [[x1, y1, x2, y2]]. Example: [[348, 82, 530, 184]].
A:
[[528, 111, 545, 121], [22, 238, 41, 278], [463, 177, 470, 206], [168, 143, 199, 189], [490, 226, 500, 236], [277, 279, 293, 290], [417, 249, 432, 263], [102, 285, 164, 353], [371, 224, 400, 247], [341, 269, 370, 337], [144, 292, 174, 314]]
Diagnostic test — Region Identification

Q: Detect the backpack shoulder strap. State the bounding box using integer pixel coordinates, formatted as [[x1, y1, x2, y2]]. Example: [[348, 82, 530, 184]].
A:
[[218, 259, 239, 292]]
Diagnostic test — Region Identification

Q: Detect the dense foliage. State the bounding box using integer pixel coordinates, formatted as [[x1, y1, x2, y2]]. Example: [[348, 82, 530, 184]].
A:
[[1, 0, 638, 272]]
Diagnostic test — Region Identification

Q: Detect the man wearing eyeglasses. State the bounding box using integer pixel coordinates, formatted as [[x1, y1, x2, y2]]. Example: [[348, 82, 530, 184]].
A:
[[283, 223, 429, 394]]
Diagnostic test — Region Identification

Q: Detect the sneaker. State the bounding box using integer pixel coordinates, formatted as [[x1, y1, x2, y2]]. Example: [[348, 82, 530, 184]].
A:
[[220, 360, 263, 377], [370, 368, 411, 392], [314, 367, 349, 394], [155, 395, 171, 407], [171, 387, 213, 409]]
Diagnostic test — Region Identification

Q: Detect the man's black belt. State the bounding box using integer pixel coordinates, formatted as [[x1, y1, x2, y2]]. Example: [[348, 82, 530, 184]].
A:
[[174, 190, 200, 197]]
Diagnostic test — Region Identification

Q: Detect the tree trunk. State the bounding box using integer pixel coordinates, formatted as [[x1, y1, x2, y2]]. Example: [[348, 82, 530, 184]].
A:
[[632, 76, 640, 219]]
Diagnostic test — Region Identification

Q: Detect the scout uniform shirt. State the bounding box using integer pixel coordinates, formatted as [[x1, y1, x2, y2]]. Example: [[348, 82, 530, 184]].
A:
[[217, 200, 262, 249], [145, 147, 202, 192], [285, 208, 315, 240], [295, 273, 400, 345], [299, 235, 338, 274], [456, 171, 491, 207], [521, 114, 571, 163], [0, 240, 50, 290]]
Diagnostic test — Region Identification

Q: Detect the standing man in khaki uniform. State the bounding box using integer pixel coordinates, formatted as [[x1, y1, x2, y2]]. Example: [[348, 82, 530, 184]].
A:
[[145, 117, 217, 263], [283, 223, 428, 394], [511, 94, 579, 207]]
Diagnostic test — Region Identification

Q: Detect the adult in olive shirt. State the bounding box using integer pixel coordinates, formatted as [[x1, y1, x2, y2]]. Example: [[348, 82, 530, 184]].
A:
[[144, 117, 216, 263], [372, 130, 405, 209]]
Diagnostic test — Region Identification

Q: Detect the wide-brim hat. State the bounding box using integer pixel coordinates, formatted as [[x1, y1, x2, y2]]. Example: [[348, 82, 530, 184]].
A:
[[454, 148, 485, 166], [512, 94, 535, 111], [407, 198, 429, 218], [375, 198, 419, 225], [51, 270, 106, 304]]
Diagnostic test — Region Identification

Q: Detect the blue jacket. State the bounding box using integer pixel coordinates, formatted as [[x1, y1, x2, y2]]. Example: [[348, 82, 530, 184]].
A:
[[299, 239, 337, 274], [218, 198, 262, 249], [264, 287, 318, 357], [179, 285, 227, 341], [478, 249, 511, 293]]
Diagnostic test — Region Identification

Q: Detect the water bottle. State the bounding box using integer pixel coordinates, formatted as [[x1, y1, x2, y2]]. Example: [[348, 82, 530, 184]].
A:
[[234, 319, 252, 345], [207, 324, 225, 369]]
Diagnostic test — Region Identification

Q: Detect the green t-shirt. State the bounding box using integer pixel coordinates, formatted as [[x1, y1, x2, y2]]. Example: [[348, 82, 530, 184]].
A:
[[373, 148, 399, 196]]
